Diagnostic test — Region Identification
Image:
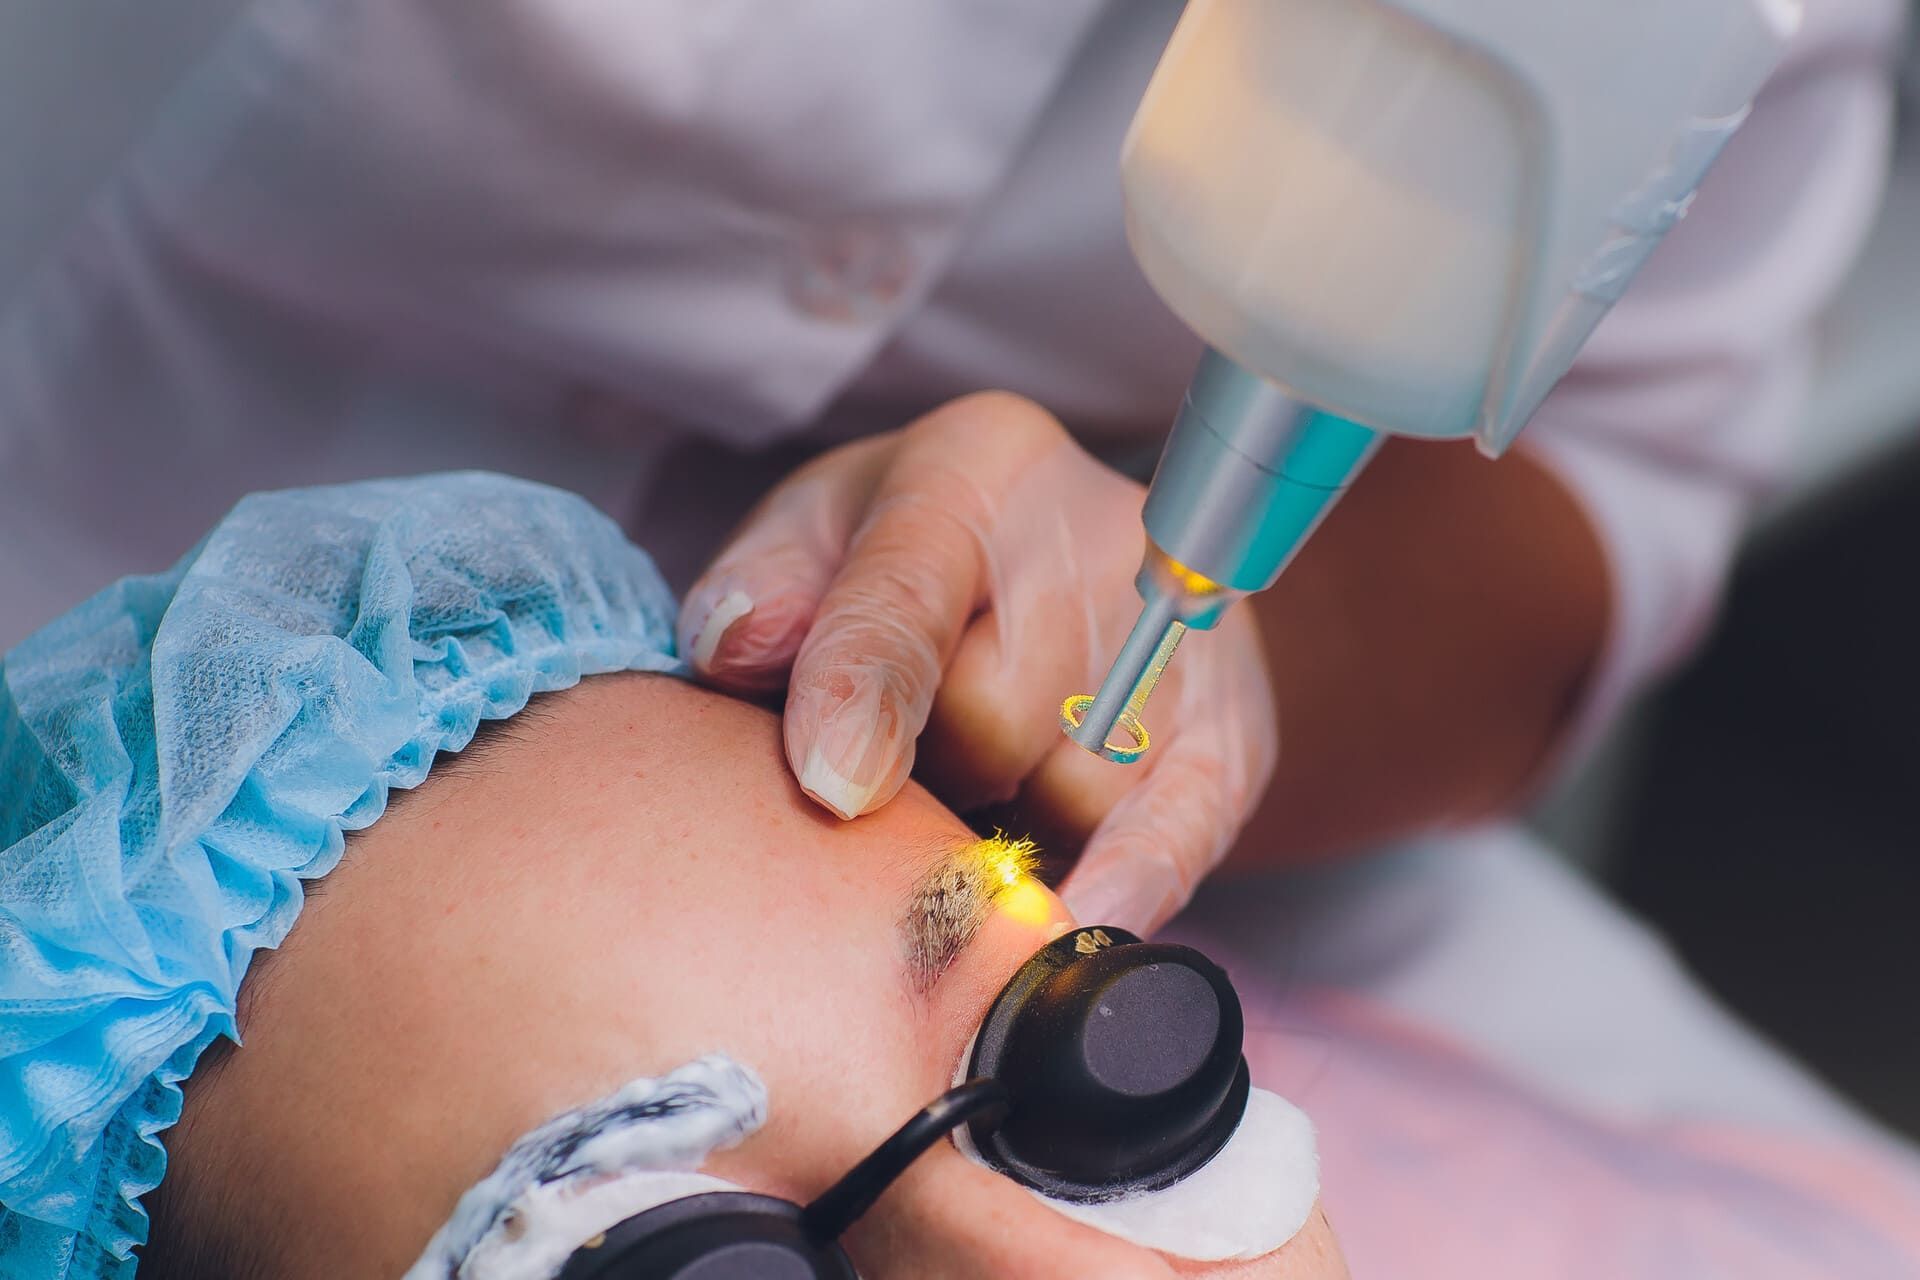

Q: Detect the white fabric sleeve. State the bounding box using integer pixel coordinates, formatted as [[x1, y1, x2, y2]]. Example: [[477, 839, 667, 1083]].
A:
[[1521, 0, 1907, 772], [112, 0, 1102, 444]]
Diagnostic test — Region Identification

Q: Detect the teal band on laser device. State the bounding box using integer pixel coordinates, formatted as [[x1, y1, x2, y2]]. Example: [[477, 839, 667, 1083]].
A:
[[1143, 348, 1383, 599]]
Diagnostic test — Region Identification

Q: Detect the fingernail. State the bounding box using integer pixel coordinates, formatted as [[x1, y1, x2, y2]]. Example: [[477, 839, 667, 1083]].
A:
[[686, 589, 755, 670], [798, 743, 880, 820], [789, 674, 911, 821], [1062, 868, 1184, 936]]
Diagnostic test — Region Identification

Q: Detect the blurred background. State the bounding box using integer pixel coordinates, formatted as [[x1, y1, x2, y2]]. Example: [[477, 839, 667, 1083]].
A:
[[1535, 13, 1920, 1140]]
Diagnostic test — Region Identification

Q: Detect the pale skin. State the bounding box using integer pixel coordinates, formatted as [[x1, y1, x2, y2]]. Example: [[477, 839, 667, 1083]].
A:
[[161, 674, 1348, 1279]]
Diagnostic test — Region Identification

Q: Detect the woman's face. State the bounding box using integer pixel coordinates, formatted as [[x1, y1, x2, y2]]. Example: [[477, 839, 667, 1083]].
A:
[[175, 674, 1344, 1279]]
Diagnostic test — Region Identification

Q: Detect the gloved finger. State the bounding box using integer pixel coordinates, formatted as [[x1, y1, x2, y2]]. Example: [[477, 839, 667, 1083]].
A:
[[785, 394, 1072, 820], [918, 541, 1089, 812], [1056, 746, 1242, 935], [1055, 631, 1277, 934], [918, 452, 1136, 813], [678, 435, 900, 694]]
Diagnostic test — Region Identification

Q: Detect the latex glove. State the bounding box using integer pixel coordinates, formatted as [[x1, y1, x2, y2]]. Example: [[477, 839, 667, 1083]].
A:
[[676, 394, 1278, 934]]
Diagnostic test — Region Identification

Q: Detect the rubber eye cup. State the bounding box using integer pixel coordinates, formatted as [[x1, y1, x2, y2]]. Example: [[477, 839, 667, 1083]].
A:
[[965, 927, 1251, 1200], [556, 1192, 857, 1280]]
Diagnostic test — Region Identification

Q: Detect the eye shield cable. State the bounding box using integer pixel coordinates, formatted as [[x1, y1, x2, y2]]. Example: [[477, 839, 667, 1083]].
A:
[[800, 1078, 1011, 1243]]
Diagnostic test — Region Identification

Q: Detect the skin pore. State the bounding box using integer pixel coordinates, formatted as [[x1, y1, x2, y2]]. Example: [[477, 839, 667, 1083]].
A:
[[152, 674, 1346, 1279]]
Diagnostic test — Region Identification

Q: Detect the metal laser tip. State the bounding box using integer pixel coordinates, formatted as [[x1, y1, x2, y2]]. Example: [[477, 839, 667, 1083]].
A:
[[1062, 598, 1187, 765]]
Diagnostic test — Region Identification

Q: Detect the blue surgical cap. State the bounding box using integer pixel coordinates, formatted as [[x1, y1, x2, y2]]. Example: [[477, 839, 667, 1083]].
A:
[[0, 473, 683, 1277]]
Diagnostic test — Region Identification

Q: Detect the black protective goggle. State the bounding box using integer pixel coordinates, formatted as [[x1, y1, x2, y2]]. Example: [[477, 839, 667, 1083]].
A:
[[555, 926, 1250, 1279]]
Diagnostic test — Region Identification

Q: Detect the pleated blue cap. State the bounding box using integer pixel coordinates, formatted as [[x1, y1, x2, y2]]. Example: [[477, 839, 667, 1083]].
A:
[[0, 472, 683, 1276]]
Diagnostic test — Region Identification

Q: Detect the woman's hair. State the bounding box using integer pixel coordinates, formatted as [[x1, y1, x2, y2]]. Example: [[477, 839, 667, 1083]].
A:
[[136, 1045, 259, 1280]]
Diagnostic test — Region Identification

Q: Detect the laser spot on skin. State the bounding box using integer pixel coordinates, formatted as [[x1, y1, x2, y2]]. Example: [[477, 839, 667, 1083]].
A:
[[903, 834, 1040, 993]]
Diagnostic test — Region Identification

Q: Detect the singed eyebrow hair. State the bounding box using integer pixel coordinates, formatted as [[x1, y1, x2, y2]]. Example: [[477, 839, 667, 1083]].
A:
[[899, 834, 1038, 996]]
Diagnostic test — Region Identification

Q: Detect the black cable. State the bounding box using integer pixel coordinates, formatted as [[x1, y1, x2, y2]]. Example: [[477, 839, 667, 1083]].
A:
[[800, 1078, 1010, 1243]]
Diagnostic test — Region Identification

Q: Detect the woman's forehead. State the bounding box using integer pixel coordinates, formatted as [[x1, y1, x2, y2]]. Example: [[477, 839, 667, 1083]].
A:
[[416, 674, 991, 942], [524, 675, 969, 841]]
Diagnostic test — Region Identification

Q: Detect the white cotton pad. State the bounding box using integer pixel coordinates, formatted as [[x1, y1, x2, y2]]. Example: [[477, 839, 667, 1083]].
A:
[[1027, 1087, 1319, 1261], [403, 1054, 766, 1280], [950, 1025, 1319, 1263]]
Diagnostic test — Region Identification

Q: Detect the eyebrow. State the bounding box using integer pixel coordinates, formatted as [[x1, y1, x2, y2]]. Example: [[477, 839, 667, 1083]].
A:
[[898, 834, 1038, 996]]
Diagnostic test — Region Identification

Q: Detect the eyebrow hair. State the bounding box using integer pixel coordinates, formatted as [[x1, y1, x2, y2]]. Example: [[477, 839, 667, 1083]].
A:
[[899, 834, 1038, 995]]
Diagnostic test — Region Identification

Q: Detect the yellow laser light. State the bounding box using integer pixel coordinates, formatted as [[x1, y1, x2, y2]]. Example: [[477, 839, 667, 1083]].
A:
[[997, 877, 1056, 929], [974, 832, 1038, 889], [970, 833, 1054, 929], [1163, 554, 1227, 597]]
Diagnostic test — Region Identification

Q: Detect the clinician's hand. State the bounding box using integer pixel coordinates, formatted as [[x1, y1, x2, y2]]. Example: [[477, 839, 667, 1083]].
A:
[[676, 394, 1277, 934]]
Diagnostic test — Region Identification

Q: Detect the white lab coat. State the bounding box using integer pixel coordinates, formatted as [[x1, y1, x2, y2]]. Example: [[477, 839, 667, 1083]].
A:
[[1, 2, 1914, 1264]]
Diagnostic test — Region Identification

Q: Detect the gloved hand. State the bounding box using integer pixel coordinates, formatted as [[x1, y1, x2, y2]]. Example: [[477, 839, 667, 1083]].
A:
[[676, 394, 1278, 934]]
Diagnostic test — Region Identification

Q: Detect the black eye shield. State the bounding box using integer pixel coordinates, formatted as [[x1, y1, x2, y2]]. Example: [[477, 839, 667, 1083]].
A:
[[556, 927, 1249, 1280]]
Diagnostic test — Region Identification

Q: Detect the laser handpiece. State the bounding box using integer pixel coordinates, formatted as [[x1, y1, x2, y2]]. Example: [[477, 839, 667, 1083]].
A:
[[1065, 351, 1381, 759], [1063, 0, 1800, 764]]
